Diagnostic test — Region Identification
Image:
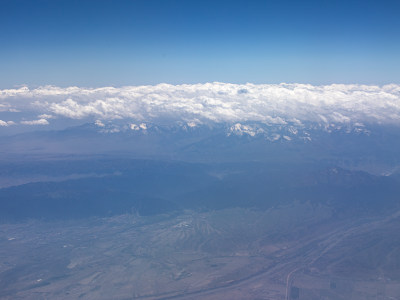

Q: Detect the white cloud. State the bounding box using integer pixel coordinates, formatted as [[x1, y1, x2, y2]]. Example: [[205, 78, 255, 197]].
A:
[[0, 120, 15, 126], [187, 121, 197, 127], [1, 83, 400, 126], [130, 123, 139, 130], [0, 103, 19, 112], [21, 119, 49, 125], [38, 114, 55, 119], [95, 120, 105, 127]]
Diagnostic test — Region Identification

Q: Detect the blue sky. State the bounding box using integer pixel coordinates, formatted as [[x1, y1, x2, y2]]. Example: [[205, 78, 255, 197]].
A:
[[1, 0, 400, 87]]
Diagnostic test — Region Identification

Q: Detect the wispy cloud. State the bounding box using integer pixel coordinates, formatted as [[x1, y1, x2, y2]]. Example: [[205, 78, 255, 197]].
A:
[[38, 114, 55, 119], [20, 119, 49, 125], [1, 83, 400, 126]]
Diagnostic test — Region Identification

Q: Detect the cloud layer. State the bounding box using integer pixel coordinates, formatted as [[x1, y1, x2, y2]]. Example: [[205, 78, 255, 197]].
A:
[[1, 83, 400, 126]]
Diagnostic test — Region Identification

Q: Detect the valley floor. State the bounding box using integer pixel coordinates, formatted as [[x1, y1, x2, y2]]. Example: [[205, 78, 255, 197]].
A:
[[1, 204, 400, 299]]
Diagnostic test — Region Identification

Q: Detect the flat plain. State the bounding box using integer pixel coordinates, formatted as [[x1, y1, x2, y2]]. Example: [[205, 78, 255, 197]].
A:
[[1, 204, 399, 300]]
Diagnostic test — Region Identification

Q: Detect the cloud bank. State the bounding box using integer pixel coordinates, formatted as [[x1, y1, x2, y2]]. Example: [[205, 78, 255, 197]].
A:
[[1, 83, 400, 126]]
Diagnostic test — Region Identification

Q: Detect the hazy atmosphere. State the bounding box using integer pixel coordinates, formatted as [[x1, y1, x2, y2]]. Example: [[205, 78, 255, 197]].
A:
[[1, 1, 400, 299]]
